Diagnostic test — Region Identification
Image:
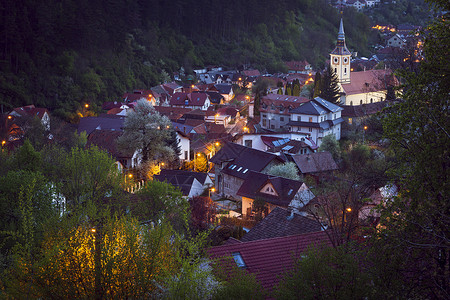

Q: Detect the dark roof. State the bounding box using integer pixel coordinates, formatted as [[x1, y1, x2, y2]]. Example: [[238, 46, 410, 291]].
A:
[[241, 207, 322, 242], [236, 171, 303, 207], [289, 97, 343, 115], [154, 106, 193, 121], [214, 83, 233, 94], [86, 129, 133, 158], [291, 152, 338, 174], [210, 142, 249, 164], [341, 101, 388, 118], [208, 231, 332, 293], [157, 169, 210, 185], [153, 173, 199, 196], [78, 116, 124, 135], [193, 91, 224, 104], [220, 148, 283, 180]]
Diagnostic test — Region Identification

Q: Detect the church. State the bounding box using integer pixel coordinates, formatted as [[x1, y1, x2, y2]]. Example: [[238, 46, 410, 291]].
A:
[[330, 19, 397, 106]]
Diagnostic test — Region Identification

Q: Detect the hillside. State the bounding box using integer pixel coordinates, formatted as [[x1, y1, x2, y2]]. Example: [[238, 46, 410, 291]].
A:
[[1, 0, 371, 120]]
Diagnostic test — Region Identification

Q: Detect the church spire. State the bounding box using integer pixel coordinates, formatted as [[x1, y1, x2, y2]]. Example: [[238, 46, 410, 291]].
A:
[[338, 18, 345, 41], [330, 18, 351, 85]]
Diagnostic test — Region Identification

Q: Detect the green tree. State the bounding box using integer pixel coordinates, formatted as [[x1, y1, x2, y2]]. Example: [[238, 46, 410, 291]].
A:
[[319, 134, 341, 161], [318, 68, 341, 104], [378, 1, 450, 296], [13, 140, 41, 172], [274, 243, 371, 300], [265, 162, 300, 180], [252, 78, 270, 116], [118, 99, 174, 175], [194, 152, 209, 173], [313, 72, 323, 98]]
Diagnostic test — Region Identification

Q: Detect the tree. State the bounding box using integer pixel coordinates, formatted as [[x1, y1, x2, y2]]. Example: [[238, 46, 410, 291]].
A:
[[313, 71, 323, 98], [274, 243, 371, 300], [252, 78, 270, 116], [378, 2, 450, 296], [189, 196, 217, 231], [318, 68, 341, 104], [318, 134, 341, 161], [194, 152, 209, 173], [265, 162, 300, 180], [117, 99, 175, 177], [4, 215, 180, 299]]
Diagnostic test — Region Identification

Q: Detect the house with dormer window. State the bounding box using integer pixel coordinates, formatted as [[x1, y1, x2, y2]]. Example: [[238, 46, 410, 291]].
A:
[[210, 142, 284, 200], [237, 171, 315, 218], [259, 94, 310, 130], [287, 97, 343, 146], [170, 92, 212, 110]]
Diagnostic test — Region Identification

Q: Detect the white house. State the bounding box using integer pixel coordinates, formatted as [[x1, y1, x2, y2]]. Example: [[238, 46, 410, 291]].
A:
[[286, 97, 343, 146]]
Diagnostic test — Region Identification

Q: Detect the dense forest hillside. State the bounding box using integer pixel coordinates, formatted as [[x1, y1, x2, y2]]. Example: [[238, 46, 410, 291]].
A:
[[1, 0, 372, 120]]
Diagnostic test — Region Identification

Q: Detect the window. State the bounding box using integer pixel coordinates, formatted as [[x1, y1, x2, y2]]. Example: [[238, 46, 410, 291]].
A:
[[350, 101, 353, 105], [309, 117, 313, 122], [360, 100, 363, 105], [280, 117, 284, 122], [262, 119, 267, 127], [244, 140, 252, 148], [344, 67, 347, 73], [370, 98, 373, 103], [309, 127, 313, 132], [348, 118, 353, 125], [297, 116, 301, 121], [184, 151, 188, 160], [271, 124, 275, 129], [232, 252, 246, 268], [334, 68, 337, 73]]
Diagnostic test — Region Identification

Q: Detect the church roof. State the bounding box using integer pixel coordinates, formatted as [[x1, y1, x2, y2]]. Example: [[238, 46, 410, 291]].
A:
[[331, 19, 351, 56], [341, 69, 396, 95]]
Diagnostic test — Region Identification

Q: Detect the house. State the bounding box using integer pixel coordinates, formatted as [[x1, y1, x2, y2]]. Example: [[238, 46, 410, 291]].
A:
[[208, 231, 332, 293], [170, 92, 212, 111], [287, 97, 344, 146], [122, 90, 155, 105], [176, 130, 191, 161], [154, 169, 213, 198], [241, 207, 323, 242], [285, 60, 313, 74], [86, 129, 138, 170], [341, 101, 388, 126], [4, 105, 51, 143], [386, 33, 406, 48], [287, 151, 339, 180], [153, 106, 193, 122], [259, 94, 310, 130], [237, 171, 315, 218], [346, 0, 366, 10], [8, 105, 51, 131], [210, 142, 284, 199], [162, 82, 183, 95], [212, 84, 234, 102]]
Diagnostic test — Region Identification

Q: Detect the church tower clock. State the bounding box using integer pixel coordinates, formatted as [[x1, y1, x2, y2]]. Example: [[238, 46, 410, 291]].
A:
[[330, 19, 351, 84]]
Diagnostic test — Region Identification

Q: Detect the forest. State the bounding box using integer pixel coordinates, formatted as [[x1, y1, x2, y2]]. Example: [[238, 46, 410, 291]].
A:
[[1, 0, 373, 120]]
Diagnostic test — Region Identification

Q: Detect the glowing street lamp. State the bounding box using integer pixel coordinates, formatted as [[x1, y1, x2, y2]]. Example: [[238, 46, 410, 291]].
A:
[[363, 125, 368, 143], [346, 207, 352, 213], [85, 103, 89, 109]]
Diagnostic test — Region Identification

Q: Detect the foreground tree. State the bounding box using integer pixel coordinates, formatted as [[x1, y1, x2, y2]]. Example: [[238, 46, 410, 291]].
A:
[[379, 1, 450, 296]]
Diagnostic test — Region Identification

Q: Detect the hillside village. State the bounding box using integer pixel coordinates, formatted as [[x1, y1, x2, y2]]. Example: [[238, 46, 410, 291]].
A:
[[0, 1, 448, 297]]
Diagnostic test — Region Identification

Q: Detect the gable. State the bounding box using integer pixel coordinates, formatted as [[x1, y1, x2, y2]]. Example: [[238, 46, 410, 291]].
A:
[[260, 182, 279, 196]]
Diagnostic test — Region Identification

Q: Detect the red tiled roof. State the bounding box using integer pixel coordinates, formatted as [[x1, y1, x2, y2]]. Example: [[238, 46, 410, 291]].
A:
[[208, 231, 332, 293], [242, 69, 261, 77], [342, 70, 397, 95], [154, 106, 193, 121], [11, 105, 49, 120], [285, 60, 310, 71], [170, 92, 209, 107]]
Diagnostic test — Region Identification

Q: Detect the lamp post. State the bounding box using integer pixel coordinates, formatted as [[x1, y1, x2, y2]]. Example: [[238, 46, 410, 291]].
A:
[[363, 125, 368, 143], [209, 187, 215, 199]]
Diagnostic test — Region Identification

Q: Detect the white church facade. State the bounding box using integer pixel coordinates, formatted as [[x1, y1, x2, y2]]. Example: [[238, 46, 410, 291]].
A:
[[331, 19, 397, 106]]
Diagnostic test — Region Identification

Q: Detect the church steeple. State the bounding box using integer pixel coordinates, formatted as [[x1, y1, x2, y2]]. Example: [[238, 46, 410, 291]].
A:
[[330, 18, 351, 84]]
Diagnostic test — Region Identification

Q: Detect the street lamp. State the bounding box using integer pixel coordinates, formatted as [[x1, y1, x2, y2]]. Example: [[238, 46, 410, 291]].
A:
[[209, 187, 216, 199], [214, 114, 219, 124], [363, 125, 368, 143], [85, 103, 89, 109]]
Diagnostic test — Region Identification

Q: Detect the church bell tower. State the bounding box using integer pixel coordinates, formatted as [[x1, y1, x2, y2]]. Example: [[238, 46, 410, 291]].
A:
[[330, 19, 351, 84]]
